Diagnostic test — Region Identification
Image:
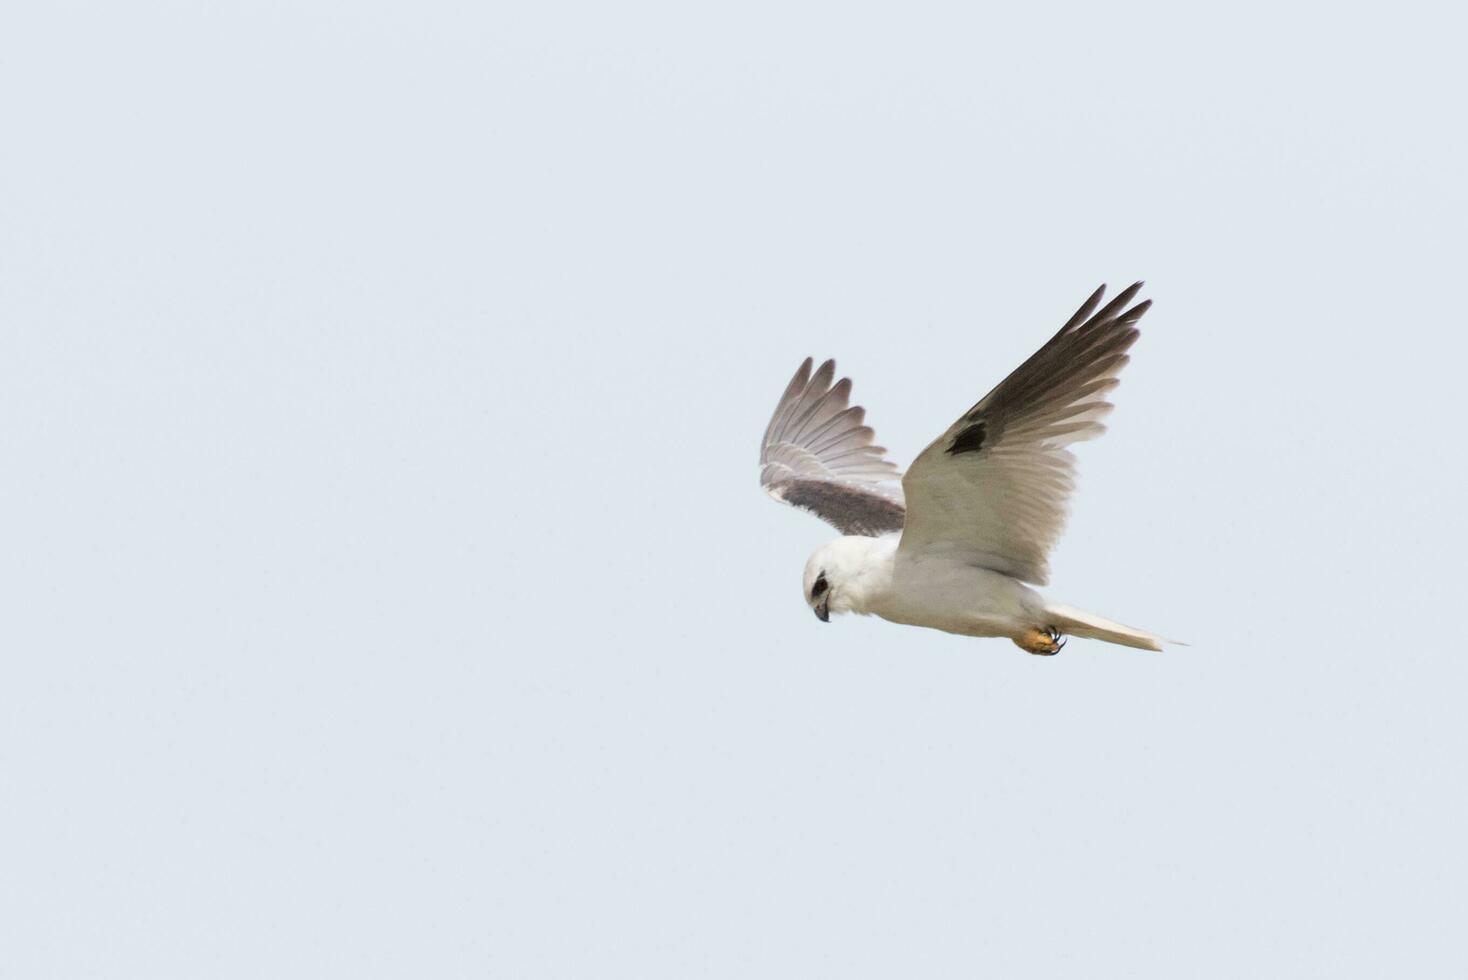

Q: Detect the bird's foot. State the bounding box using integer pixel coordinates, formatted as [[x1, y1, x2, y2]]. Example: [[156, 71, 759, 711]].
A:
[[1014, 626, 1066, 656]]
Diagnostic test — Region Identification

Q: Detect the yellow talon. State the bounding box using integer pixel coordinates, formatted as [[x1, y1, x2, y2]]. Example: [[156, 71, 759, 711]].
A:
[[1014, 626, 1065, 656]]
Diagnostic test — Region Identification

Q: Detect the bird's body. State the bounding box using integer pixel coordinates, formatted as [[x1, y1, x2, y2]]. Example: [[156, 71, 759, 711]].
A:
[[804, 534, 1040, 638], [760, 282, 1173, 655]]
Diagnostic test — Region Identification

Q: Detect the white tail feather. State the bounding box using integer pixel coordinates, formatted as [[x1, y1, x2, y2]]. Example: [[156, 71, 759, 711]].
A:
[[1045, 603, 1172, 651]]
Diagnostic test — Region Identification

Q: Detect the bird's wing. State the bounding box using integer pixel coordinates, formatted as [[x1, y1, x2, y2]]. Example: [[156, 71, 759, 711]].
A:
[[897, 283, 1151, 585], [760, 358, 906, 537]]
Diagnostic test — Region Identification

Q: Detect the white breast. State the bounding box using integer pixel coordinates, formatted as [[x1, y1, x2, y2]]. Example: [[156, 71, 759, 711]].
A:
[[869, 554, 1046, 639]]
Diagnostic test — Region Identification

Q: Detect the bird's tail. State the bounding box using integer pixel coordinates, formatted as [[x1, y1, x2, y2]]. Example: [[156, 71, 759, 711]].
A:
[[1044, 603, 1175, 651]]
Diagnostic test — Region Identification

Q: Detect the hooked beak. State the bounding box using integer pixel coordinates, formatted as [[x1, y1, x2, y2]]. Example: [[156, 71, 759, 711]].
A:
[[814, 596, 830, 622]]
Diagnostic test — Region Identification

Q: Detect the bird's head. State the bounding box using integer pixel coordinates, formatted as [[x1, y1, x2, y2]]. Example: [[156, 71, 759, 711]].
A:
[[802, 560, 833, 623], [802, 537, 887, 623]]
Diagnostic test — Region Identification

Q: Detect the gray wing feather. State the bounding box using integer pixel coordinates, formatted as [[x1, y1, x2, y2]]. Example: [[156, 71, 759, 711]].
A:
[[760, 358, 905, 536], [897, 283, 1151, 584]]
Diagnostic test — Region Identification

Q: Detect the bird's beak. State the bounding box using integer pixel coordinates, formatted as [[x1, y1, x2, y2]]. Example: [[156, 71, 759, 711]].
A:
[[814, 596, 830, 622]]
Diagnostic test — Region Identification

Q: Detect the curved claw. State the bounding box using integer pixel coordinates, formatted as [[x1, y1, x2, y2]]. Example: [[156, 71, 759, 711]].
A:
[[1016, 626, 1067, 656]]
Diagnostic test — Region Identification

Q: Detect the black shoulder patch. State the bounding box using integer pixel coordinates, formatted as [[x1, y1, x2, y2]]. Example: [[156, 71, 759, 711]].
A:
[[947, 419, 987, 455]]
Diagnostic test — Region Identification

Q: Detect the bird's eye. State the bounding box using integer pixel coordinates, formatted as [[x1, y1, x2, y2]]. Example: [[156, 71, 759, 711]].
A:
[[812, 574, 828, 598]]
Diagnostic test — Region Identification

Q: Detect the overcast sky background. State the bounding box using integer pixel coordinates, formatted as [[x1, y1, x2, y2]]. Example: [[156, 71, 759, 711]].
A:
[[3, 1, 1466, 976]]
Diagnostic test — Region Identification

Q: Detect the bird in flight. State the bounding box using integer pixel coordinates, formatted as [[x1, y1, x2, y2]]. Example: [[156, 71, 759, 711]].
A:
[[759, 282, 1171, 654]]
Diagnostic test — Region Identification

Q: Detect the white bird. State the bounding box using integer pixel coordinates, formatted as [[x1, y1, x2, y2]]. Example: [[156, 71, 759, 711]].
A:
[[759, 282, 1171, 654]]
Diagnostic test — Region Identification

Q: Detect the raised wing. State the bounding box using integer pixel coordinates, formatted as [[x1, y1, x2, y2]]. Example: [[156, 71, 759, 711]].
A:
[[760, 358, 906, 537], [897, 283, 1151, 584]]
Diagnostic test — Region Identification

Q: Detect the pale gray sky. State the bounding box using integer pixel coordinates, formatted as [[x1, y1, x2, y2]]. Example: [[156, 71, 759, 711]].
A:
[[3, 1, 1465, 976]]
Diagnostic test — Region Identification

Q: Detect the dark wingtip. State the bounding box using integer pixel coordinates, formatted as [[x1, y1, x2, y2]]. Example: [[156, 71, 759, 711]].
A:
[[1078, 280, 1147, 332], [1120, 298, 1152, 324], [1110, 280, 1145, 308], [1061, 284, 1108, 332]]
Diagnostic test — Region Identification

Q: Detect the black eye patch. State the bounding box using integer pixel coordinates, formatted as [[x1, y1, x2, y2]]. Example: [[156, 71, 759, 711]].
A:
[[812, 574, 829, 598]]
